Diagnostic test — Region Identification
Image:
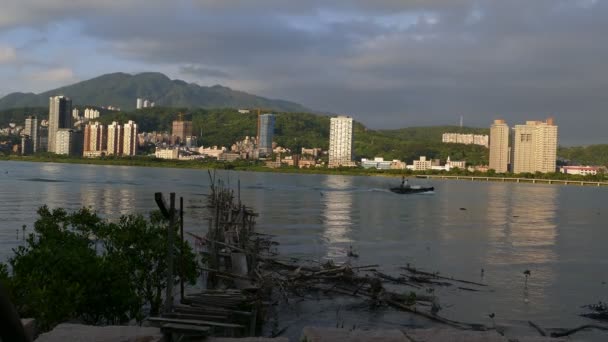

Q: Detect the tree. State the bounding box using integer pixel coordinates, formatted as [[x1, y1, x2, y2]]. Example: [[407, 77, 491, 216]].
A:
[[3, 206, 198, 331], [93, 212, 198, 316]]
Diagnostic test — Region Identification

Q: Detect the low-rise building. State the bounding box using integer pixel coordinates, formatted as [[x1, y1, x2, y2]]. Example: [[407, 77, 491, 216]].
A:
[[361, 157, 393, 170], [390, 160, 406, 170], [155, 147, 179, 160], [560, 166, 604, 176], [199, 146, 226, 159], [218, 152, 240, 162], [412, 156, 432, 171]]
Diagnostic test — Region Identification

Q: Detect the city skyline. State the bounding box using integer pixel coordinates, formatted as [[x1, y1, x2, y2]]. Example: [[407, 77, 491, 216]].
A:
[[1, 2, 608, 145]]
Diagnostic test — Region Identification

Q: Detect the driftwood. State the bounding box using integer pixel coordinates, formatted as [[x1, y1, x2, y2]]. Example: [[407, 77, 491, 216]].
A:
[[528, 320, 547, 336], [171, 174, 500, 339], [549, 324, 608, 337]]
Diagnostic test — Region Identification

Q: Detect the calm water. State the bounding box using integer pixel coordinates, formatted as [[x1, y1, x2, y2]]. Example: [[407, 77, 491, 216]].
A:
[[1, 161, 607, 339]]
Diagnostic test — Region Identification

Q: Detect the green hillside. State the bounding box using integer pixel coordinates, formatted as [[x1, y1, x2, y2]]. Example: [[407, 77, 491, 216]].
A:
[[558, 145, 608, 166], [0, 72, 309, 112]]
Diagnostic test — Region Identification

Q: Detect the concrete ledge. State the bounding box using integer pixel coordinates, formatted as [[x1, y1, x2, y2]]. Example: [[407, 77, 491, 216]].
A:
[[301, 327, 410, 342], [206, 338, 289, 342], [300, 327, 570, 342], [34, 323, 163, 342], [404, 328, 508, 342], [21, 318, 37, 341]]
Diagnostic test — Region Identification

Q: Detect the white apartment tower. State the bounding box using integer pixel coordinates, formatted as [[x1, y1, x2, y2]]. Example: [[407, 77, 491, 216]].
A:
[[123, 120, 138, 156], [328, 116, 355, 168], [489, 119, 510, 173], [55, 129, 74, 155], [512, 118, 558, 174], [107, 121, 123, 155], [136, 98, 144, 109]]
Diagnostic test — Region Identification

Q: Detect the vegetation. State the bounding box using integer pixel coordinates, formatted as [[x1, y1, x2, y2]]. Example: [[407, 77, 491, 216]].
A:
[[558, 145, 608, 167], [0, 107, 47, 126], [0, 72, 308, 112], [0, 206, 198, 331]]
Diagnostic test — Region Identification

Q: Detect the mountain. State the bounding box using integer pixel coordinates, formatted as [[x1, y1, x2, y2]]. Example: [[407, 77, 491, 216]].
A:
[[0, 72, 309, 112]]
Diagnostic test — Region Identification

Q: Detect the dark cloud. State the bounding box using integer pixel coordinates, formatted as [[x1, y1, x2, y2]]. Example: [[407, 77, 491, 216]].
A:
[[2, 0, 608, 144]]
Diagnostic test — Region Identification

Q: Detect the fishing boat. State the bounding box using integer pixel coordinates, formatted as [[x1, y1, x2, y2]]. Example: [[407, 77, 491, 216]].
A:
[[390, 177, 434, 194]]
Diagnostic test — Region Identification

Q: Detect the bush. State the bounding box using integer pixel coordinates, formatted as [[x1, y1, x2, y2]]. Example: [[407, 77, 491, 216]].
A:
[[2, 206, 198, 331]]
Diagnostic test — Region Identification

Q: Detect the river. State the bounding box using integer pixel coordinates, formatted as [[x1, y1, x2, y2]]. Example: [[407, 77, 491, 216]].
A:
[[1, 160, 606, 339]]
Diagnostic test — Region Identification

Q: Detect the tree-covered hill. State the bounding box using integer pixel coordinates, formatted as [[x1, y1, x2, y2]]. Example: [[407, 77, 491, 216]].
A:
[[558, 145, 608, 166], [0, 72, 309, 112]]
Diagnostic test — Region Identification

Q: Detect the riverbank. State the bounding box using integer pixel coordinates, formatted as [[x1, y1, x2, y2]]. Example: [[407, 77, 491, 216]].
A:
[[2, 155, 606, 185], [418, 174, 608, 187]]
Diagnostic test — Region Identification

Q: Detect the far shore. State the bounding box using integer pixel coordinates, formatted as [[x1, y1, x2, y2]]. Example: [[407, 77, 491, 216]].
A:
[[1, 155, 606, 186]]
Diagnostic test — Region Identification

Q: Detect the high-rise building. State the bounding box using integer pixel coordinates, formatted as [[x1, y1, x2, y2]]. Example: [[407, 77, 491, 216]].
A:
[[512, 119, 558, 174], [328, 116, 355, 168], [21, 136, 33, 155], [489, 119, 510, 173], [48, 96, 72, 153], [257, 113, 275, 156], [143, 99, 150, 108], [172, 114, 193, 145], [72, 109, 80, 119], [55, 129, 74, 155], [136, 98, 143, 109], [84, 121, 106, 155], [23, 115, 39, 153], [107, 121, 123, 155], [123, 120, 138, 156]]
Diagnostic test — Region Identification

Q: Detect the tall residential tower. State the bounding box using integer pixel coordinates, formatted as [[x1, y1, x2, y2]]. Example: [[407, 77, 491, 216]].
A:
[[489, 119, 510, 173], [171, 113, 193, 145], [328, 116, 355, 168], [512, 119, 558, 174], [48, 96, 72, 153], [123, 120, 138, 156], [24, 116, 39, 153], [257, 113, 275, 156]]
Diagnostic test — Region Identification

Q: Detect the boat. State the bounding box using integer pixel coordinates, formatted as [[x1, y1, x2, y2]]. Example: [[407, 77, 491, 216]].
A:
[[389, 185, 434, 194], [390, 177, 434, 194]]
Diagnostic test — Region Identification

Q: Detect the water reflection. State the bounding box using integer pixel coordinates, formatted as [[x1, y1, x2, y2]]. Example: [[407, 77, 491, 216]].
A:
[[321, 176, 354, 259], [78, 185, 137, 217], [486, 184, 558, 266]]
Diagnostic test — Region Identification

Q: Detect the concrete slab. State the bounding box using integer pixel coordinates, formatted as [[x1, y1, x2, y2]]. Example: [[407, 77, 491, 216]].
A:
[[206, 338, 289, 342], [21, 318, 37, 341], [34, 323, 163, 342], [301, 327, 411, 342], [404, 328, 570, 342]]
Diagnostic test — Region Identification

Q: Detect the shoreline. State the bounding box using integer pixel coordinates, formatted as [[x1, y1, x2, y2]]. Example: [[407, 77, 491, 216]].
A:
[[1, 156, 606, 186]]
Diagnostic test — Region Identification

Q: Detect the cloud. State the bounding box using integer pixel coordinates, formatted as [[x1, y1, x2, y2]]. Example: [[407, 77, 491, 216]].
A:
[[179, 65, 231, 79], [29, 67, 75, 82], [0, 46, 17, 64], [1, 0, 608, 144]]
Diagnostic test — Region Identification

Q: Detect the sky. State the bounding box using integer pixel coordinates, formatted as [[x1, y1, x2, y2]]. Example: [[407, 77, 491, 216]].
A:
[[0, 0, 607, 145]]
